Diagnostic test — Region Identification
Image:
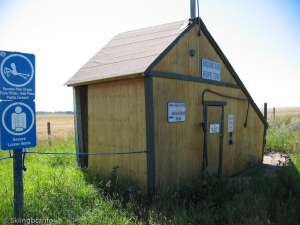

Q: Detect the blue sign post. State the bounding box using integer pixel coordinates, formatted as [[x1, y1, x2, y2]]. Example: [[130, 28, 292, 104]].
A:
[[0, 101, 36, 149], [0, 50, 36, 220], [0, 52, 35, 100], [0, 51, 36, 149]]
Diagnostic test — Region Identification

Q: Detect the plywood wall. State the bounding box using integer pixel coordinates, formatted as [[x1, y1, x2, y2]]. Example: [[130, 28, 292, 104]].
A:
[[88, 78, 147, 189], [152, 77, 264, 188], [153, 25, 237, 85], [151, 22, 264, 188]]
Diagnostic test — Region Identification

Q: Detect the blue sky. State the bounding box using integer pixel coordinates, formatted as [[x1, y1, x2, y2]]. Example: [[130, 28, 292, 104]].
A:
[[0, 0, 299, 110]]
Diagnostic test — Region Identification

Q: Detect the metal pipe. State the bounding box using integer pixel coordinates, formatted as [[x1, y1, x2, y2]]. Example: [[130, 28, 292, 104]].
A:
[[190, 0, 196, 19]]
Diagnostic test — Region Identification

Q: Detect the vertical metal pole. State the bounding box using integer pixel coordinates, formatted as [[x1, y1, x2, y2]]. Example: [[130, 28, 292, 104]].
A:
[[261, 103, 268, 163], [13, 149, 23, 221], [47, 122, 52, 146], [190, 0, 196, 19], [273, 107, 275, 121]]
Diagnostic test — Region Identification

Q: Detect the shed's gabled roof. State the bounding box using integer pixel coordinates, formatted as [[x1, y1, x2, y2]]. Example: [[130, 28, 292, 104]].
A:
[[67, 18, 267, 127], [66, 20, 190, 86]]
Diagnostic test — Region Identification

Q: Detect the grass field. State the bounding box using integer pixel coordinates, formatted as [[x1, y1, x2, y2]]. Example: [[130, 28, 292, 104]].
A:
[[36, 114, 74, 143], [0, 111, 299, 225], [266, 108, 300, 153], [267, 107, 300, 119]]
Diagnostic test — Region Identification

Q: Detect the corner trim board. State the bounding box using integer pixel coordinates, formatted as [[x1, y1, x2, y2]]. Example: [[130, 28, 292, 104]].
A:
[[144, 77, 155, 195], [73, 88, 81, 165], [74, 86, 88, 168]]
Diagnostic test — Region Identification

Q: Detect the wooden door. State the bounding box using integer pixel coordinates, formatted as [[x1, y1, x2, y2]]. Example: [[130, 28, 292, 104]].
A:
[[203, 103, 225, 176]]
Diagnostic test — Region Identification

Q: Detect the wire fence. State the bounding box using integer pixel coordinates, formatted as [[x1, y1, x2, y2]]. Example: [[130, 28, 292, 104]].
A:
[[0, 156, 13, 161], [0, 150, 148, 163], [24, 150, 147, 156], [0, 116, 147, 164]]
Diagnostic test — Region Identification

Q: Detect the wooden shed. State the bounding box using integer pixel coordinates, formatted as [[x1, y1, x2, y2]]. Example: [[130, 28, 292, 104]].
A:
[[66, 18, 267, 193]]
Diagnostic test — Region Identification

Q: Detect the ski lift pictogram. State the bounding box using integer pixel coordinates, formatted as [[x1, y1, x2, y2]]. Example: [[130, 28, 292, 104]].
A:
[[3, 63, 30, 80]]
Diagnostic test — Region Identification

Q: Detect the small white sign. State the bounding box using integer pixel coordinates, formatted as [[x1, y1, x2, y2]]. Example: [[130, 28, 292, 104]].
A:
[[168, 102, 186, 123], [201, 58, 221, 81], [209, 123, 220, 134], [228, 114, 234, 133]]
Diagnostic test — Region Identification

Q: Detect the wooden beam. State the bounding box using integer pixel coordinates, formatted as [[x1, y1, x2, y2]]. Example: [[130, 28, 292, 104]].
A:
[[262, 102, 268, 163], [73, 86, 88, 168], [144, 76, 155, 195], [148, 70, 240, 89]]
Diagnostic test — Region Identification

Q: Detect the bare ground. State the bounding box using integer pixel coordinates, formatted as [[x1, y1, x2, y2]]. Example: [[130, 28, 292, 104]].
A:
[[263, 152, 289, 167]]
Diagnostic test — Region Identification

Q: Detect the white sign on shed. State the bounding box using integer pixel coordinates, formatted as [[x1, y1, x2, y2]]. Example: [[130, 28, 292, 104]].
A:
[[228, 114, 234, 133], [209, 123, 220, 134], [167, 102, 186, 123], [201, 58, 221, 81]]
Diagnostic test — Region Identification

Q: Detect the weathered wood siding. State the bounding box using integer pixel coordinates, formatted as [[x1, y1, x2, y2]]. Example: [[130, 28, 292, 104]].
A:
[[153, 25, 237, 85], [87, 78, 147, 189], [153, 77, 264, 188], [83, 21, 264, 191], [151, 24, 264, 188]]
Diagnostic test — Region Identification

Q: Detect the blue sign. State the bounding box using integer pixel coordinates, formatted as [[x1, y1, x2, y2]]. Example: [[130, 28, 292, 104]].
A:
[[0, 51, 35, 100], [0, 101, 36, 150]]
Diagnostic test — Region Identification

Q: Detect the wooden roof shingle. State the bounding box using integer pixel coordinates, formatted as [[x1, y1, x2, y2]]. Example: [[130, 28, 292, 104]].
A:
[[66, 20, 190, 86], [66, 18, 267, 127]]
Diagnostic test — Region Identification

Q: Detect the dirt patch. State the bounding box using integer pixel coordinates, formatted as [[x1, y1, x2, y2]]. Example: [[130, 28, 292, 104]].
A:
[[258, 152, 290, 176], [263, 152, 289, 167]]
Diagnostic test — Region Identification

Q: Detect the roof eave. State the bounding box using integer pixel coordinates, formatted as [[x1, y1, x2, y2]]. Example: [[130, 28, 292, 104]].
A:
[[66, 72, 144, 87]]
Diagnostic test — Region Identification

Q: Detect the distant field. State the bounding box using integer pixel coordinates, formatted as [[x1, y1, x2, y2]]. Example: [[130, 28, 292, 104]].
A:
[[267, 107, 300, 118], [36, 114, 74, 143]]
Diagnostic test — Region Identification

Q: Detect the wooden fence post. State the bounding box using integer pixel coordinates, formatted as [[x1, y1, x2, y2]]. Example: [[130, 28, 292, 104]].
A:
[[261, 103, 268, 163], [47, 122, 52, 146]]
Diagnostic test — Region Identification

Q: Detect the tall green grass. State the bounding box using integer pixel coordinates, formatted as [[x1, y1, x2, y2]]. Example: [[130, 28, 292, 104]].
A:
[[267, 116, 300, 153], [0, 139, 136, 225], [0, 135, 299, 224]]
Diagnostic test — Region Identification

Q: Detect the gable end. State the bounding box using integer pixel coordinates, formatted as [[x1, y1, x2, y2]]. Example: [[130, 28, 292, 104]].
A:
[[145, 18, 267, 128], [199, 19, 268, 128]]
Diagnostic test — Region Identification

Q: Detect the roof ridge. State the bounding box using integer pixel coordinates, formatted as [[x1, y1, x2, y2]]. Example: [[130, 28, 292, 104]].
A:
[[103, 33, 180, 49], [114, 20, 187, 37], [79, 53, 159, 70], [113, 23, 187, 41]]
